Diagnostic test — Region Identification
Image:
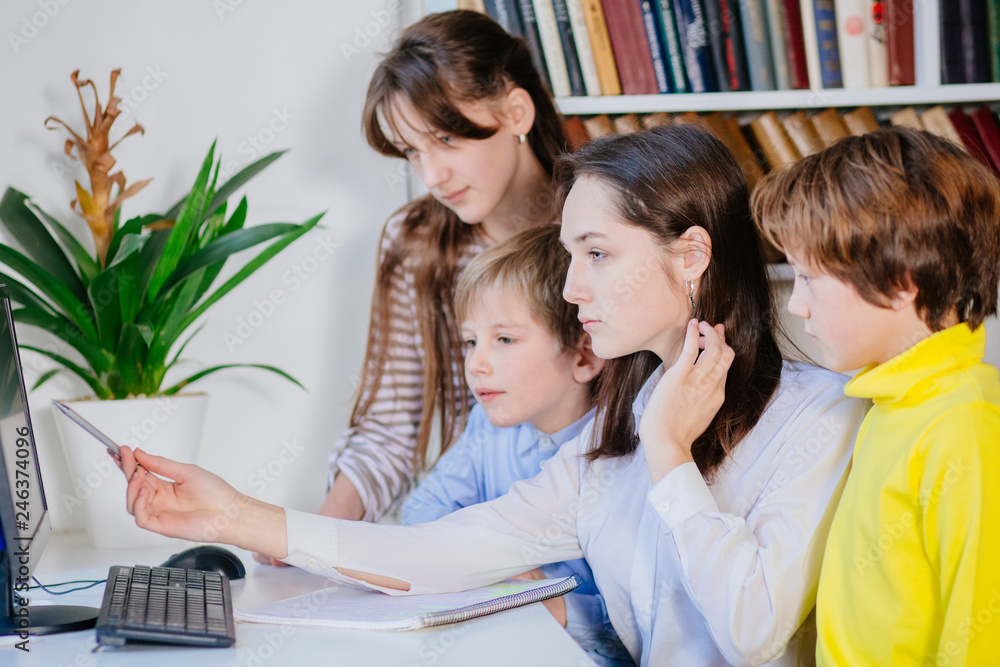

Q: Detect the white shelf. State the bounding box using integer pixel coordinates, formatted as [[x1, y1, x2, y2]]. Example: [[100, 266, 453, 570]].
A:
[[555, 83, 1000, 115], [767, 263, 794, 282]]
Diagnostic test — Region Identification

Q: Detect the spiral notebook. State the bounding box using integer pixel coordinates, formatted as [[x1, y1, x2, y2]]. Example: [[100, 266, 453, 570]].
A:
[[234, 575, 581, 631]]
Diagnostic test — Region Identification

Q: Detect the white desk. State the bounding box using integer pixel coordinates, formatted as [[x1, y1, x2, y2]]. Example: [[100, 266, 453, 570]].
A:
[[3, 533, 594, 667]]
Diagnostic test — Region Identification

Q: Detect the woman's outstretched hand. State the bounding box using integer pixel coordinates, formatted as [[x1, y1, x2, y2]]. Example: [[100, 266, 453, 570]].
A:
[[638, 319, 735, 483], [115, 446, 288, 559]]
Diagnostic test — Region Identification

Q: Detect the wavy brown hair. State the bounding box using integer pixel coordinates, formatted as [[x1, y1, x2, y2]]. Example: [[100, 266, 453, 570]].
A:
[[754, 126, 1000, 332], [355, 11, 566, 468], [554, 125, 783, 477]]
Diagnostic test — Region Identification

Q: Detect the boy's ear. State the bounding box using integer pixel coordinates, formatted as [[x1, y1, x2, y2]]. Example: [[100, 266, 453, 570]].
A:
[[571, 333, 605, 384], [889, 272, 919, 311]]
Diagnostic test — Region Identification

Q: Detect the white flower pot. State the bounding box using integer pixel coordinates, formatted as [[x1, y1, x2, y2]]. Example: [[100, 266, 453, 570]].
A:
[[52, 394, 207, 549]]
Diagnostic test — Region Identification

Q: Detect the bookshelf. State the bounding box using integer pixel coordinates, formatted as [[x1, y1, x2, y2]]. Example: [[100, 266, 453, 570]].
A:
[[556, 83, 1000, 115]]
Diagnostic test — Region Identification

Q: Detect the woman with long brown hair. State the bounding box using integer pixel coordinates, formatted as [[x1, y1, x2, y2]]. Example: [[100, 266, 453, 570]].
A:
[[318, 10, 565, 524], [118, 126, 868, 665]]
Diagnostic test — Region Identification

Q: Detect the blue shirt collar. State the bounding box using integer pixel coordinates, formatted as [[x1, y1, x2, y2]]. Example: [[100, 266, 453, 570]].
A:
[[516, 407, 597, 455]]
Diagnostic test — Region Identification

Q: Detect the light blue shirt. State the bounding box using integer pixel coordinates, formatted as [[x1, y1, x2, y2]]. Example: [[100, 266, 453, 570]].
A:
[[403, 404, 630, 664]]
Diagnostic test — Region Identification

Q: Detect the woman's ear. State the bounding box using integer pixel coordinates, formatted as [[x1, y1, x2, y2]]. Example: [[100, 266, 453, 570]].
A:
[[679, 225, 712, 282], [571, 333, 605, 384], [503, 86, 536, 138]]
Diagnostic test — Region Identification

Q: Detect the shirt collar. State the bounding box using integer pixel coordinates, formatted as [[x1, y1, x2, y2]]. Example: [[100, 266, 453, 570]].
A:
[[517, 407, 596, 455], [845, 323, 985, 404]]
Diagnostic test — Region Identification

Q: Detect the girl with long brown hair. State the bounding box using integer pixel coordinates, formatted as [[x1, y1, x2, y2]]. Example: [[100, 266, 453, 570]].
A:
[[118, 126, 868, 665], [318, 10, 565, 524]]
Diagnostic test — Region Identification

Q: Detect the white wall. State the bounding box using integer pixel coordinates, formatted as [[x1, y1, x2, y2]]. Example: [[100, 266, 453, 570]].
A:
[[1, 0, 410, 530]]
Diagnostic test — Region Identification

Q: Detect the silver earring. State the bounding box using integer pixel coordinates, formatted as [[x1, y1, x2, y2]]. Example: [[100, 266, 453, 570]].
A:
[[518, 133, 526, 144], [688, 281, 696, 310]]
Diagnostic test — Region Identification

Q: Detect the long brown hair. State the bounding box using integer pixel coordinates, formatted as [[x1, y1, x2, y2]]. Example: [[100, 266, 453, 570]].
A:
[[355, 10, 566, 468], [554, 125, 783, 477]]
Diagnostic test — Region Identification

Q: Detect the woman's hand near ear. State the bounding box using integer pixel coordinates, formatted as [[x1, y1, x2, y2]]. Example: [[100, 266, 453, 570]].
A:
[[638, 319, 735, 483]]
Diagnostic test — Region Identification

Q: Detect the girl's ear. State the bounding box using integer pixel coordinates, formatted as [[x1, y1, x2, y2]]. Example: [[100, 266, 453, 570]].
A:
[[503, 86, 536, 138], [679, 225, 712, 282], [571, 333, 605, 384]]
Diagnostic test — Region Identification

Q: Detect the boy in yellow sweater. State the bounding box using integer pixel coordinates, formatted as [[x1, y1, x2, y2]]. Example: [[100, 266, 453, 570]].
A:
[[753, 126, 1000, 666]]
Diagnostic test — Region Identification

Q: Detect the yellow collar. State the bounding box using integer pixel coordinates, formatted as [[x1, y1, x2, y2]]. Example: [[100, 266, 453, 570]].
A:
[[845, 323, 985, 404]]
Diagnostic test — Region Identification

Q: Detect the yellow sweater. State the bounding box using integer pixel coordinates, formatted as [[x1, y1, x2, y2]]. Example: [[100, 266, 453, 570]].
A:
[[816, 323, 1000, 666]]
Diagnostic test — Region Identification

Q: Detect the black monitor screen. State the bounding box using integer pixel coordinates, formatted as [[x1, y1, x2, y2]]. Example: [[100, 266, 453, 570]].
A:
[[0, 287, 50, 579]]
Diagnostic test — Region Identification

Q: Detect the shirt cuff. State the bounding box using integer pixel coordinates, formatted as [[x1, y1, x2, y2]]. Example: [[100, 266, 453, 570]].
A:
[[280, 508, 342, 578], [647, 461, 719, 530]]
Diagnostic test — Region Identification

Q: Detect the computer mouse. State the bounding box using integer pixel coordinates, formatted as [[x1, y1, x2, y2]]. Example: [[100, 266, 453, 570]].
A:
[[160, 545, 247, 580]]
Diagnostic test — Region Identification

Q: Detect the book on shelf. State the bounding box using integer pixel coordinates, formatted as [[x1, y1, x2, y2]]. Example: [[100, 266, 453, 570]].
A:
[[751, 110, 801, 169], [780, 0, 811, 88], [654, 0, 691, 92], [583, 113, 616, 138], [919, 106, 964, 146], [673, 0, 719, 92], [738, 0, 777, 91], [639, 0, 675, 92], [235, 576, 582, 631], [799, 0, 823, 89], [581, 0, 623, 94], [765, 0, 792, 89], [564, 115, 590, 149], [553, 0, 591, 95], [946, 107, 998, 174], [566, 0, 604, 95], [885, 0, 914, 86], [601, 0, 661, 93], [534, 0, 576, 97], [889, 107, 924, 131], [811, 107, 850, 144], [970, 105, 1000, 175], [782, 110, 825, 155], [865, 0, 889, 87], [485, 0, 526, 36], [842, 106, 880, 135], [940, 0, 991, 85], [703, 0, 750, 91], [516, 0, 556, 91], [989, 0, 1000, 82], [834, 0, 871, 88], [613, 112, 644, 133], [812, 0, 844, 88]]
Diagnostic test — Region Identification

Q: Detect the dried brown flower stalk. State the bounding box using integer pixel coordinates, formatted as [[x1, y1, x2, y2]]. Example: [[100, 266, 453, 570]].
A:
[[44, 69, 151, 267]]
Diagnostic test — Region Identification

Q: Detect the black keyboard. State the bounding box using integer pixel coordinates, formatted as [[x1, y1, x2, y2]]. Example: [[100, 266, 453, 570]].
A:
[[95, 565, 236, 648]]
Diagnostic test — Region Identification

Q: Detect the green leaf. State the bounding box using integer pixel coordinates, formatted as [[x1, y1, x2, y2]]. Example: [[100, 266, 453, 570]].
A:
[[193, 197, 247, 304], [106, 213, 162, 265], [146, 143, 217, 302], [0, 244, 98, 342], [205, 150, 286, 219], [0, 188, 88, 302], [88, 265, 124, 351], [28, 202, 100, 285], [106, 233, 146, 268], [161, 150, 286, 223], [0, 271, 58, 317], [19, 344, 107, 399], [31, 368, 61, 391], [165, 322, 205, 371], [147, 269, 204, 390], [161, 363, 305, 396], [112, 322, 149, 393], [178, 212, 324, 335], [12, 306, 112, 373], [159, 223, 300, 295]]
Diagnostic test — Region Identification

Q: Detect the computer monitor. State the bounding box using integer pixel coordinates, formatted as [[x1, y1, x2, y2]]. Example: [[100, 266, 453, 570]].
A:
[[0, 285, 98, 636]]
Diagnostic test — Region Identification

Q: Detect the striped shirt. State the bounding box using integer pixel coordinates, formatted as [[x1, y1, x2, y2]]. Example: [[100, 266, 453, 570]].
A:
[[328, 213, 486, 522]]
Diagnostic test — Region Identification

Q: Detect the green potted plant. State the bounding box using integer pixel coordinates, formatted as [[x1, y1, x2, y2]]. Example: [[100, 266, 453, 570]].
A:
[[0, 69, 322, 548]]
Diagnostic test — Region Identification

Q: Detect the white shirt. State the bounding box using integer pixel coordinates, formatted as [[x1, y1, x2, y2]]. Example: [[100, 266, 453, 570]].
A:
[[284, 361, 868, 666]]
